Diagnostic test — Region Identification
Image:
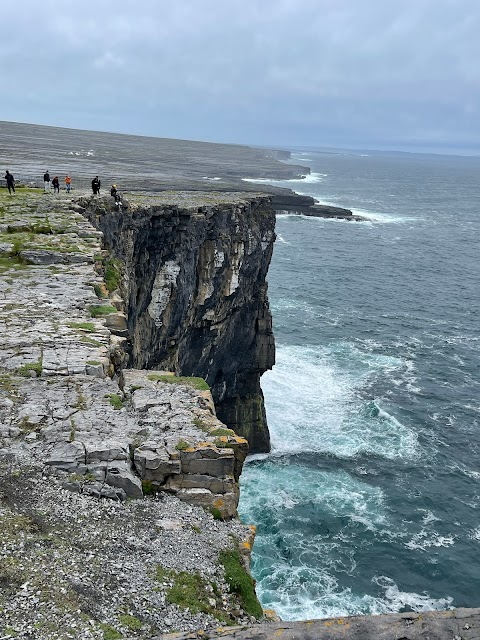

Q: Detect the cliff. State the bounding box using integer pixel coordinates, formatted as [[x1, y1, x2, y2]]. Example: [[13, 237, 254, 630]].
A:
[[80, 192, 276, 453], [0, 187, 265, 638]]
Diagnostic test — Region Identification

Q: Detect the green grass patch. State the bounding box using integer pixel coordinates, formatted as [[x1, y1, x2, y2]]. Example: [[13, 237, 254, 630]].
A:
[[118, 614, 142, 631], [69, 321, 95, 332], [146, 374, 209, 391], [210, 427, 235, 437], [155, 566, 229, 623], [220, 548, 263, 619], [107, 393, 124, 410], [210, 507, 223, 520], [141, 480, 156, 495], [86, 360, 101, 366], [99, 623, 122, 640], [93, 283, 109, 298], [193, 417, 209, 431], [17, 359, 42, 377], [0, 374, 16, 393], [175, 440, 191, 451], [103, 257, 122, 292], [89, 305, 117, 317]]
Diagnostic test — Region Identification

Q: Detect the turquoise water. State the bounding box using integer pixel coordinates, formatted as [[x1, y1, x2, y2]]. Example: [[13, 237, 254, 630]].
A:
[[238, 150, 480, 620]]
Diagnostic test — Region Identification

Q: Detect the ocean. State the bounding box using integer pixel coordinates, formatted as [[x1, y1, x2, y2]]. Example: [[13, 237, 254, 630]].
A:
[[238, 149, 480, 620]]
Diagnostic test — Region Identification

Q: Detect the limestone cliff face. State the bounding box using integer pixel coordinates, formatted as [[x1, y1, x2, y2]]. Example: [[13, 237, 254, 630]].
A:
[[82, 193, 276, 453]]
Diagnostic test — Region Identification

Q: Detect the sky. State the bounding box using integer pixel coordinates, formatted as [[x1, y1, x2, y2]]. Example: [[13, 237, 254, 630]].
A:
[[1, 0, 479, 154]]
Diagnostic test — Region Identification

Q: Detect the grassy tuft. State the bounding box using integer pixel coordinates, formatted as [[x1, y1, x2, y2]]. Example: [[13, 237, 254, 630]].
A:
[[210, 507, 223, 520], [103, 257, 122, 292], [118, 614, 142, 631], [147, 374, 209, 391], [210, 427, 235, 437], [220, 548, 263, 619], [106, 394, 124, 410], [175, 440, 191, 451], [68, 321, 95, 332], [17, 359, 42, 377], [89, 305, 117, 318], [99, 623, 122, 640], [155, 566, 229, 623]]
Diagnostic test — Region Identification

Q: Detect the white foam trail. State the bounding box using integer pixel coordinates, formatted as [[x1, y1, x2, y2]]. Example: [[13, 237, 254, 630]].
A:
[[262, 344, 419, 460], [242, 172, 326, 186], [372, 577, 453, 613]]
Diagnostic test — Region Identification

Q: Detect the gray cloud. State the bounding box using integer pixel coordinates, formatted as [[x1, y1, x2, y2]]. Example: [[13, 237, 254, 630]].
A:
[[2, 0, 479, 152]]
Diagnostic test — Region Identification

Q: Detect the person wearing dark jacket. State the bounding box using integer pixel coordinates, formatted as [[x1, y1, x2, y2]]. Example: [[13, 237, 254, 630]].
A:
[[91, 176, 101, 195], [110, 184, 121, 202], [4, 170, 15, 194], [43, 171, 50, 192], [52, 176, 60, 193]]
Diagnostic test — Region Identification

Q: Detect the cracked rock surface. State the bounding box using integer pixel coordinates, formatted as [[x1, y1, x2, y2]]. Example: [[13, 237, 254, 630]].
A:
[[0, 189, 257, 639]]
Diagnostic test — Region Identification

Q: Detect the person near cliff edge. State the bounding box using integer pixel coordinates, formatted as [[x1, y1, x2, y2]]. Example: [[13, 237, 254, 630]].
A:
[[91, 176, 100, 195], [65, 174, 72, 193], [43, 171, 51, 192], [4, 170, 15, 194], [110, 184, 120, 202], [52, 176, 60, 193]]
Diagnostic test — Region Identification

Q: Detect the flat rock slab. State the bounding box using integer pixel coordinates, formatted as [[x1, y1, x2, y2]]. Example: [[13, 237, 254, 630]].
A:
[[159, 608, 480, 640]]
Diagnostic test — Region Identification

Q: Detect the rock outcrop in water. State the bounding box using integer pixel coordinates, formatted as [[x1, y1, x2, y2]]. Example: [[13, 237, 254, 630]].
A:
[[81, 192, 276, 453], [270, 192, 367, 221]]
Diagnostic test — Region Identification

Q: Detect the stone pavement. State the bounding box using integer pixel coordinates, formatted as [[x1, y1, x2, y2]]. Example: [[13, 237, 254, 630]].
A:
[[0, 188, 247, 515]]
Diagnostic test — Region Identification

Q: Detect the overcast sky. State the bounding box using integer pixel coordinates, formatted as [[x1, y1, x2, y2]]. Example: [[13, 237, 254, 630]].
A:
[[2, 0, 478, 153]]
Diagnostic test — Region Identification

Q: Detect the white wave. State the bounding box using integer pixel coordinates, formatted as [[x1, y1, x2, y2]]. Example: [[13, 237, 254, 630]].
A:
[[262, 344, 419, 461], [469, 527, 480, 541], [202, 176, 221, 180], [420, 510, 441, 525], [242, 172, 326, 186], [405, 529, 455, 551], [372, 576, 453, 613], [350, 207, 424, 224], [276, 233, 289, 244]]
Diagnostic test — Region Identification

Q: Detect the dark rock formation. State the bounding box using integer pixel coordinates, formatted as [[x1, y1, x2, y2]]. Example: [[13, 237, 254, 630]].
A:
[[82, 192, 276, 453], [271, 193, 367, 221]]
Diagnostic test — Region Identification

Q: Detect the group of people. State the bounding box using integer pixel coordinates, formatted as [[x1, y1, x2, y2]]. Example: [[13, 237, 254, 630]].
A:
[[4, 169, 120, 202], [43, 171, 71, 193]]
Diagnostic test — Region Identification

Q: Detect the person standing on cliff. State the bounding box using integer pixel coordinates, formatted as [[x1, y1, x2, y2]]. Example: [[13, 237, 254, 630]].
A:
[[52, 176, 60, 193], [65, 174, 72, 193], [4, 170, 15, 194], [91, 176, 100, 195], [43, 171, 51, 192]]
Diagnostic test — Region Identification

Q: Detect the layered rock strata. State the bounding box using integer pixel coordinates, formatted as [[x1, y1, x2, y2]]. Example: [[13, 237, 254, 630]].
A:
[[0, 190, 251, 517], [159, 608, 480, 640], [80, 192, 276, 453]]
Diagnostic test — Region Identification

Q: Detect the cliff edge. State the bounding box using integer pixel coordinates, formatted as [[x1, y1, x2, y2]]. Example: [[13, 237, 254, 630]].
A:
[[80, 192, 276, 453]]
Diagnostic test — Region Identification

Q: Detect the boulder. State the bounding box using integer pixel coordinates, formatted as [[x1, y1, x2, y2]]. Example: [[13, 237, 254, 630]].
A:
[[46, 441, 85, 469], [105, 461, 143, 498], [85, 441, 128, 463]]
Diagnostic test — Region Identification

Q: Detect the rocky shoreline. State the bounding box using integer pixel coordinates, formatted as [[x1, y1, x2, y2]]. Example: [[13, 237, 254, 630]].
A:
[[270, 192, 368, 221], [0, 123, 472, 640]]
